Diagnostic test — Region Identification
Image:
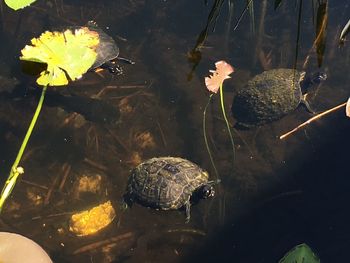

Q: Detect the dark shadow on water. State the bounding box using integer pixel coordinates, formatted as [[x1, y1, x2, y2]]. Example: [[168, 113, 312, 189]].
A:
[[185, 113, 350, 262]]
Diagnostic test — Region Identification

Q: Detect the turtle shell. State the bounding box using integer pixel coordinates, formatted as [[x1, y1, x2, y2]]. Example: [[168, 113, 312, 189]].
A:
[[86, 21, 120, 69], [231, 68, 305, 128], [125, 157, 209, 210]]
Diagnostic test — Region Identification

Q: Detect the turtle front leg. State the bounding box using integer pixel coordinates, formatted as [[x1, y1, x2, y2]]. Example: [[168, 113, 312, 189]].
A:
[[117, 56, 135, 65], [300, 97, 316, 114], [185, 201, 191, 223], [121, 190, 134, 210], [101, 61, 123, 75]]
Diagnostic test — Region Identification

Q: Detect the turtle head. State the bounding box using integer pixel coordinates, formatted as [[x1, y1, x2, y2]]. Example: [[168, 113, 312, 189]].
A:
[[200, 184, 216, 199], [300, 71, 327, 93], [197, 179, 221, 199]]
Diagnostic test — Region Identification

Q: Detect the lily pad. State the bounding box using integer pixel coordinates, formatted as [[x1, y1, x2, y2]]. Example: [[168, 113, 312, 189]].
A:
[[20, 27, 99, 86], [279, 243, 320, 263], [4, 0, 37, 10]]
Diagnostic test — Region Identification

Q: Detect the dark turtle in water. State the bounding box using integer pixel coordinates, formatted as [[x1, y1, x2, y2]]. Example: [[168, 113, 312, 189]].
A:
[[85, 21, 134, 74], [123, 157, 218, 222], [231, 68, 326, 128]]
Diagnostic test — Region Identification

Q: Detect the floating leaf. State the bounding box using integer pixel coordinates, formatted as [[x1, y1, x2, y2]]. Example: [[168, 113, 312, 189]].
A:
[[205, 60, 234, 93], [4, 0, 37, 10], [20, 27, 99, 86], [279, 243, 320, 263], [346, 97, 350, 118]]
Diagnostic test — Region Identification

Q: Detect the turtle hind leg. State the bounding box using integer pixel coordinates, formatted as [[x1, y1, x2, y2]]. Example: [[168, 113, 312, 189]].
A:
[[300, 97, 316, 114], [185, 202, 191, 223]]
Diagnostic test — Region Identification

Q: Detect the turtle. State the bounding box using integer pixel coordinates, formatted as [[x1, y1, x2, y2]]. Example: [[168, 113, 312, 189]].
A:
[[84, 21, 134, 74], [123, 157, 218, 222], [231, 68, 327, 128]]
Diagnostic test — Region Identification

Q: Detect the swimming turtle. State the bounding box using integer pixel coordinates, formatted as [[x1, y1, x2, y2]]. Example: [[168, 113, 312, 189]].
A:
[[123, 157, 218, 222], [84, 21, 134, 74], [231, 68, 326, 128]]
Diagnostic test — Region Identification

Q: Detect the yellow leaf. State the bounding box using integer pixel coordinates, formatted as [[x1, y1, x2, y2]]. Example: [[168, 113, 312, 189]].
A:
[[20, 27, 99, 86]]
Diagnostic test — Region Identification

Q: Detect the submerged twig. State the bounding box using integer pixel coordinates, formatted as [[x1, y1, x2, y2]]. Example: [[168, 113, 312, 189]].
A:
[[166, 228, 206, 236], [73, 232, 134, 254], [106, 128, 130, 153], [233, 0, 254, 31], [21, 179, 49, 190], [83, 158, 108, 172], [280, 102, 347, 139], [156, 121, 167, 147], [31, 211, 73, 220], [58, 163, 71, 191], [44, 169, 61, 205]]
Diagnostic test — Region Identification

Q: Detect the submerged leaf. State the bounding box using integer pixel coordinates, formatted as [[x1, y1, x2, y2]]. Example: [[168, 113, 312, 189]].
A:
[[315, 2, 328, 67], [279, 243, 320, 263], [346, 97, 350, 118], [20, 28, 99, 86], [4, 0, 37, 10], [205, 61, 234, 93], [187, 0, 225, 80]]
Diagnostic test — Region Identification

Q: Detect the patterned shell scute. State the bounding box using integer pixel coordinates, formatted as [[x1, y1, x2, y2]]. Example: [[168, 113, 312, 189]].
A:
[[128, 157, 209, 210], [87, 22, 120, 69], [232, 68, 304, 128]]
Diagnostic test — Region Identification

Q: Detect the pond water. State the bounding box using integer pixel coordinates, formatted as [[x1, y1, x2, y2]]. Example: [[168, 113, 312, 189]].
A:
[[0, 0, 349, 262]]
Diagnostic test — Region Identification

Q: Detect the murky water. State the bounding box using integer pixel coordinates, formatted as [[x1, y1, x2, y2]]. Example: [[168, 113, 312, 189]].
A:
[[0, 0, 349, 262]]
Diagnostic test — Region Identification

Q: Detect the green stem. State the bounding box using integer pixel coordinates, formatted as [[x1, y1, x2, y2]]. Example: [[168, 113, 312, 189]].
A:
[[203, 94, 219, 179], [0, 86, 48, 212], [219, 83, 235, 162]]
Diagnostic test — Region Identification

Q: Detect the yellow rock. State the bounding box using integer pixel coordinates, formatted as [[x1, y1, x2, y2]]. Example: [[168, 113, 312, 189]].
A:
[[69, 201, 115, 236]]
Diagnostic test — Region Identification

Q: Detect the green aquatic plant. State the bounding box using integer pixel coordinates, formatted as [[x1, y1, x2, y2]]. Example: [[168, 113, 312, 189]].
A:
[[203, 61, 235, 176], [0, 27, 99, 212], [279, 243, 320, 263]]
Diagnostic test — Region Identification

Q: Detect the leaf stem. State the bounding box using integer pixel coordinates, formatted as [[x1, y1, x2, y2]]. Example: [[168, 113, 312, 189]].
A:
[[0, 86, 48, 212], [203, 94, 219, 179], [219, 83, 235, 162]]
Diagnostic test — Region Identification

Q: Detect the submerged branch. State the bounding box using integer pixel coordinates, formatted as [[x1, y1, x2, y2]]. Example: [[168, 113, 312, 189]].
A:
[[279, 101, 347, 139]]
